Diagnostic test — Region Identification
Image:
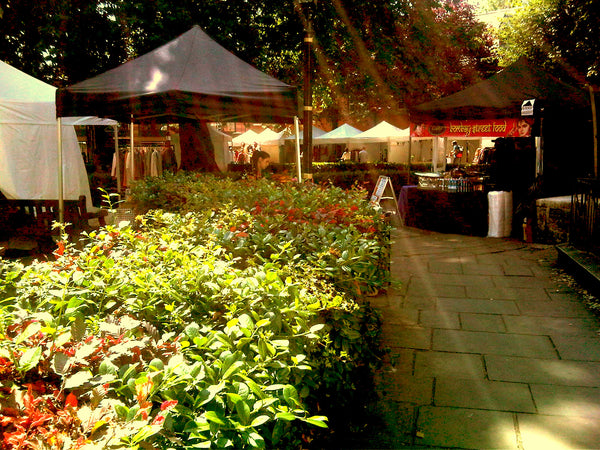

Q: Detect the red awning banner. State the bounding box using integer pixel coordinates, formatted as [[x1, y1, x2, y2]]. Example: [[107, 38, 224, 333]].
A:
[[411, 118, 533, 138]]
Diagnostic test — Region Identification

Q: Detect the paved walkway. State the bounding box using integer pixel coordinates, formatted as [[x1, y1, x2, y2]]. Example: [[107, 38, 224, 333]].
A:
[[365, 226, 600, 449]]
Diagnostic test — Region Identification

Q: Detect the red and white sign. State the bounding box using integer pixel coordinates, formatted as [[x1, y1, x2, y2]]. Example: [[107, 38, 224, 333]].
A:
[[411, 119, 533, 138]]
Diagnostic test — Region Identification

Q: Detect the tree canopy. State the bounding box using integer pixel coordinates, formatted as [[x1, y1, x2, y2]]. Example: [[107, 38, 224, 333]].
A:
[[0, 0, 497, 125], [496, 0, 600, 87]]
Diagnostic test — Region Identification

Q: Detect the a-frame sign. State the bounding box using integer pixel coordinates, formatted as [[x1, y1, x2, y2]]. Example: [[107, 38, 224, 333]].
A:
[[370, 175, 401, 225]]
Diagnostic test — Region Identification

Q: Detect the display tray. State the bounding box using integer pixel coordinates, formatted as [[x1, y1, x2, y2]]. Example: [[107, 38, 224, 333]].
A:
[[417, 174, 483, 193]]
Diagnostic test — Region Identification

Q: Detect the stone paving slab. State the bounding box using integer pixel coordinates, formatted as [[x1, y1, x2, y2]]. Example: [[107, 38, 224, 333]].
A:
[[376, 374, 434, 404], [492, 275, 555, 288], [462, 263, 505, 276], [376, 306, 419, 325], [381, 324, 431, 349], [530, 384, 600, 418], [518, 413, 600, 450], [460, 312, 507, 332], [418, 309, 461, 329], [422, 272, 497, 287], [466, 285, 552, 301], [403, 294, 437, 310], [547, 290, 585, 302], [486, 355, 600, 386], [384, 348, 415, 373], [503, 315, 600, 336], [502, 264, 535, 276], [433, 329, 558, 358], [435, 377, 536, 413], [407, 280, 467, 298], [414, 351, 485, 378], [551, 335, 600, 361], [437, 297, 519, 314], [514, 300, 591, 318], [415, 406, 519, 449], [428, 260, 463, 274]]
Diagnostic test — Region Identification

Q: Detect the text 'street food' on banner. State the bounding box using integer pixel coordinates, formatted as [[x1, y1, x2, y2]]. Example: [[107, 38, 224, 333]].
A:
[[410, 118, 534, 138]]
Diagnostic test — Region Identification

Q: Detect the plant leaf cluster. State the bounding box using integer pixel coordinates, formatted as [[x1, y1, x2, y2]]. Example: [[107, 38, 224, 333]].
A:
[[0, 175, 391, 449]]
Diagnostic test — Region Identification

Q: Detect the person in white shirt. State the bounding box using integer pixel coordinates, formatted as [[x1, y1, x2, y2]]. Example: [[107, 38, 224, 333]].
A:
[[358, 147, 369, 163]]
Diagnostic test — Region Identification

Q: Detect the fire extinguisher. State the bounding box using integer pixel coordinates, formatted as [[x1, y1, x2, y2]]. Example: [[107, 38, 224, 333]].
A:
[[522, 218, 533, 243]]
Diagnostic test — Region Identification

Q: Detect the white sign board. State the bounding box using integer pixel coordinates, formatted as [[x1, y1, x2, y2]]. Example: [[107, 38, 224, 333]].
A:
[[521, 99, 535, 116]]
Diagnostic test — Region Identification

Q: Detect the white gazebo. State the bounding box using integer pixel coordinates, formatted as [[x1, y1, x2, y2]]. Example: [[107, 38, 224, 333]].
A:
[[350, 121, 410, 163]]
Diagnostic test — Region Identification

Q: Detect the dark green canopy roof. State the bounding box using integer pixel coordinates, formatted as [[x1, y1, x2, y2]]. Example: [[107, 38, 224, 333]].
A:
[[412, 57, 589, 120], [56, 26, 298, 123]]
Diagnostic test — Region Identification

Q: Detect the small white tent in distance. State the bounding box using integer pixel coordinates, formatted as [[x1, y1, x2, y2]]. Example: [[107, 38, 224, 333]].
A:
[[350, 121, 410, 163]]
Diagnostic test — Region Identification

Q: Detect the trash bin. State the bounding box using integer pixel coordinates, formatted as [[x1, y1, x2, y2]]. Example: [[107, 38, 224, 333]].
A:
[[488, 191, 513, 237]]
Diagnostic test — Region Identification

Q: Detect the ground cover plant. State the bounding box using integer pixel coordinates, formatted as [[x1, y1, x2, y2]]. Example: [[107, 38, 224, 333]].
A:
[[0, 174, 391, 449]]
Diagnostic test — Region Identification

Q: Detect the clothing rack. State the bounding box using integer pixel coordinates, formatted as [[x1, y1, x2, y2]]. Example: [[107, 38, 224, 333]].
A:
[[111, 143, 177, 188]]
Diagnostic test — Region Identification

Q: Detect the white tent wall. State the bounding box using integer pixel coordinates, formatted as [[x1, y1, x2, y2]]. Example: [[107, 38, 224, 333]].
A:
[[261, 143, 282, 163], [0, 60, 93, 208], [410, 138, 435, 164], [208, 125, 233, 171], [388, 140, 411, 164], [0, 123, 90, 203], [348, 141, 386, 162]]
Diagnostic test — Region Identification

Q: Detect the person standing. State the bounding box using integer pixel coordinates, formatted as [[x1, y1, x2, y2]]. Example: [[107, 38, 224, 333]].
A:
[[358, 147, 369, 163], [340, 148, 351, 161], [452, 141, 463, 164]]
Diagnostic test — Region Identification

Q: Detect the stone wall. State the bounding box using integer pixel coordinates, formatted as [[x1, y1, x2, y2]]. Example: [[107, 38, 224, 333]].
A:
[[535, 196, 571, 244]]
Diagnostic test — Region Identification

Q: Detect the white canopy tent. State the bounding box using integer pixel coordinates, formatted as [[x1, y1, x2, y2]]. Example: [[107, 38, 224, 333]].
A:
[[350, 121, 410, 163], [0, 60, 112, 209], [231, 129, 260, 146], [256, 128, 285, 144], [314, 123, 362, 145], [285, 126, 327, 142]]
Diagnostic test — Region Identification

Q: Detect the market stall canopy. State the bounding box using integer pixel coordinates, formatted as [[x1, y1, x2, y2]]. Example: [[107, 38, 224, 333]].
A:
[[0, 60, 94, 204], [314, 123, 362, 144], [231, 129, 260, 146], [351, 120, 410, 142], [62, 116, 118, 126], [56, 25, 298, 123], [256, 128, 285, 144], [285, 126, 326, 142], [411, 57, 589, 120]]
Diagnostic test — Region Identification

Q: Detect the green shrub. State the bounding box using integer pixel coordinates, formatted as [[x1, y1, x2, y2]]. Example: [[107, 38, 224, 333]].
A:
[[0, 175, 391, 449]]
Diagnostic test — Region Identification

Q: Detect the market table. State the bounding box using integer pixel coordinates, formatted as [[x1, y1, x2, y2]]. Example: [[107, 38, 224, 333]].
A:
[[399, 185, 488, 236]]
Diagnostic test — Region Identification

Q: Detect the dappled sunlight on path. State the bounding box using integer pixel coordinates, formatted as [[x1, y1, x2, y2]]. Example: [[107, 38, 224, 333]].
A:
[[360, 227, 600, 449]]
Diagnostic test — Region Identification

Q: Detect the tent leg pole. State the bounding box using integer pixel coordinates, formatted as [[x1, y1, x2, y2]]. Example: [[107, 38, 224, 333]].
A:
[[294, 116, 302, 183], [129, 115, 135, 196], [590, 85, 598, 178], [58, 117, 64, 223], [114, 125, 121, 195]]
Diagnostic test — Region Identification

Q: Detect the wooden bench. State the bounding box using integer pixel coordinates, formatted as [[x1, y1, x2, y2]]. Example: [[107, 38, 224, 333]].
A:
[[0, 195, 107, 243]]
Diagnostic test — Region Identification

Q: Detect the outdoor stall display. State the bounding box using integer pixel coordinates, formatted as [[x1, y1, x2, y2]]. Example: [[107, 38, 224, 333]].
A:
[[406, 57, 592, 238], [55, 25, 298, 214], [400, 171, 488, 236]]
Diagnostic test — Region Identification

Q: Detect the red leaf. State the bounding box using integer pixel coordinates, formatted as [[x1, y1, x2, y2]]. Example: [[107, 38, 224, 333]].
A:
[[65, 393, 78, 408], [160, 400, 178, 411], [55, 241, 66, 257]]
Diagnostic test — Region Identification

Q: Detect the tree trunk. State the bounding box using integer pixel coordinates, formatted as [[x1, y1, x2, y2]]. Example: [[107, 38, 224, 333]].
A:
[[179, 121, 220, 172]]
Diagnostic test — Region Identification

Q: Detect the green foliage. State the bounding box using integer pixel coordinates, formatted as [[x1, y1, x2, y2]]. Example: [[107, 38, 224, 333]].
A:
[[0, 175, 390, 448], [496, 0, 599, 85], [0, 0, 496, 120]]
